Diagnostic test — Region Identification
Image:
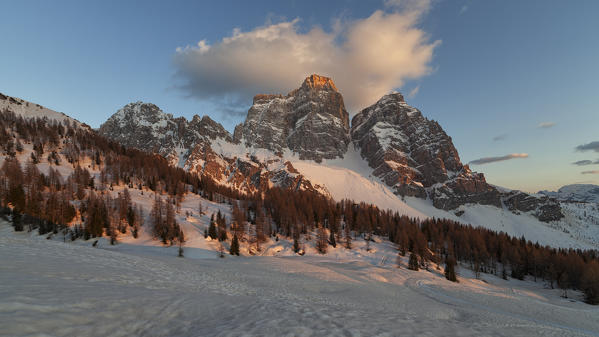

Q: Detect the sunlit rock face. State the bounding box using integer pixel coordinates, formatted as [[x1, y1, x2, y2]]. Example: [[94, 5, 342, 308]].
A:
[[235, 74, 350, 162], [351, 93, 501, 209], [99, 77, 563, 222]]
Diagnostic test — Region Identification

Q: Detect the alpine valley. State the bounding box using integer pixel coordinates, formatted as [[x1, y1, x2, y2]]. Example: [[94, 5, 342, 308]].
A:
[[1, 75, 599, 337]]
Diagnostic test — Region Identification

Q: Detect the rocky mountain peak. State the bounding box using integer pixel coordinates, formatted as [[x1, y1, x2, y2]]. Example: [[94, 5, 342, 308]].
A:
[[100, 102, 232, 166], [300, 74, 338, 92], [351, 92, 500, 209], [238, 74, 350, 161]]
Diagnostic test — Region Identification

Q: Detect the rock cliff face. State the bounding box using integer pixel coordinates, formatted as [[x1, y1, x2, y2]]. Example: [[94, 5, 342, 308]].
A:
[[351, 93, 501, 210], [99, 76, 563, 222], [501, 191, 564, 222], [235, 74, 350, 162], [99, 102, 232, 166], [99, 101, 325, 196]]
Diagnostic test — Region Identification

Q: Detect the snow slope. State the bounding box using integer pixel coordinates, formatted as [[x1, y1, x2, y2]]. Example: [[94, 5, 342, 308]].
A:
[[288, 147, 599, 250], [0, 93, 85, 127], [2, 223, 598, 337], [290, 146, 428, 219]]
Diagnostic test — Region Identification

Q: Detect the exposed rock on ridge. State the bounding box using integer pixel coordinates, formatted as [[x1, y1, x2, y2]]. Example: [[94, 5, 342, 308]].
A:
[[99, 101, 325, 196], [351, 93, 501, 210], [235, 74, 350, 162], [99, 102, 232, 165], [99, 76, 564, 223]]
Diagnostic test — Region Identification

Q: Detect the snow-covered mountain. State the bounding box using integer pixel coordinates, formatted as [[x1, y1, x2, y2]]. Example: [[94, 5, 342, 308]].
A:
[[2, 89, 599, 249], [540, 184, 599, 204], [0, 92, 88, 129], [99, 74, 563, 223]]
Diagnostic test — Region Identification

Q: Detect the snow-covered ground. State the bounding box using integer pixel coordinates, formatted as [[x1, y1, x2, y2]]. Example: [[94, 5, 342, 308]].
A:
[[1, 222, 598, 337]]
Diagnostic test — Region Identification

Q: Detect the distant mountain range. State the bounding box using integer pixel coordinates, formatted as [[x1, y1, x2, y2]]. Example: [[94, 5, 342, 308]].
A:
[[3, 78, 599, 249], [540, 184, 599, 203]]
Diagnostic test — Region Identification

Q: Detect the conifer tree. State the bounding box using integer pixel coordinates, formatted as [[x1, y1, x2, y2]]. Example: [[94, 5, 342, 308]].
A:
[[12, 211, 23, 231], [230, 233, 240, 256], [445, 256, 458, 282], [316, 225, 328, 254], [408, 253, 419, 271], [344, 223, 352, 249], [178, 228, 185, 257], [329, 230, 336, 248], [208, 217, 217, 240]]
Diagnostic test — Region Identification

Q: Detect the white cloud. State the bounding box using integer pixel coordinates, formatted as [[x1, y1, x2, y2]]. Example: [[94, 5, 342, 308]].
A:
[[537, 122, 556, 129], [407, 85, 420, 99], [469, 153, 529, 165], [459, 5, 469, 15], [173, 3, 439, 115]]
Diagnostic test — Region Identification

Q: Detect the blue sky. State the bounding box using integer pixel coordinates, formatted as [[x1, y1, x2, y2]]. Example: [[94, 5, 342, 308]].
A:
[[1, 0, 598, 192]]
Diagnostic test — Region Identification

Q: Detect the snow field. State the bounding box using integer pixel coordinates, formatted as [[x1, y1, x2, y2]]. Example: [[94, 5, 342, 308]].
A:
[[2, 223, 599, 337]]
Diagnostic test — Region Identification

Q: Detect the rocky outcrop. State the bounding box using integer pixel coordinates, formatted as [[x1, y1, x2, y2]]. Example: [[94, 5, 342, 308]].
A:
[[351, 93, 501, 210], [237, 74, 350, 162], [502, 191, 564, 222], [99, 102, 232, 166], [100, 101, 327, 197]]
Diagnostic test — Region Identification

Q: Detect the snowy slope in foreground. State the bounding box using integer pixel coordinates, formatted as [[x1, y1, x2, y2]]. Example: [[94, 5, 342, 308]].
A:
[[2, 224, 598, 337]]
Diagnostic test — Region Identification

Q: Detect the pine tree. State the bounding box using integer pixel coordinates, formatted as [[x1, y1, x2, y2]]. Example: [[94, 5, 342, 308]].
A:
[[12, 211, 23, 231], [558, 272, 570, 298], [581, 262, 599, 304], [316, 225, 328, 254], [218, 242, 225, 258], [445, 256, 458, 282], [329, 230, 336, 248], [344, 223, 352, 249], [408, 253, 419, 271], [230, 233, 240, 256], [178, 228, 185, 257], [293, 237, 300, 254], [208, 218, 217, 240]]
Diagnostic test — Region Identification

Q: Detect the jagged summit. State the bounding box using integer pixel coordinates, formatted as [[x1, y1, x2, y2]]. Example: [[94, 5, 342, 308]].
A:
[[99, 101, 233, 166], [351, 91, 562, 220], [236, 74, 350, 161], [381, 92, 406, 103], [300, 74, 338, 92]]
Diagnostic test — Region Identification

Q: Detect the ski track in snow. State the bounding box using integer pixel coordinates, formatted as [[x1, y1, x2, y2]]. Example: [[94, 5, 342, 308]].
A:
[[1, 224, 598, 337]]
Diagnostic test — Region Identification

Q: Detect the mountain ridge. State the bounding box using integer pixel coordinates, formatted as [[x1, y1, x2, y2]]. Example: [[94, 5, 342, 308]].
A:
[[97, 74, 564, 222], [4, 86, 599, 249]]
